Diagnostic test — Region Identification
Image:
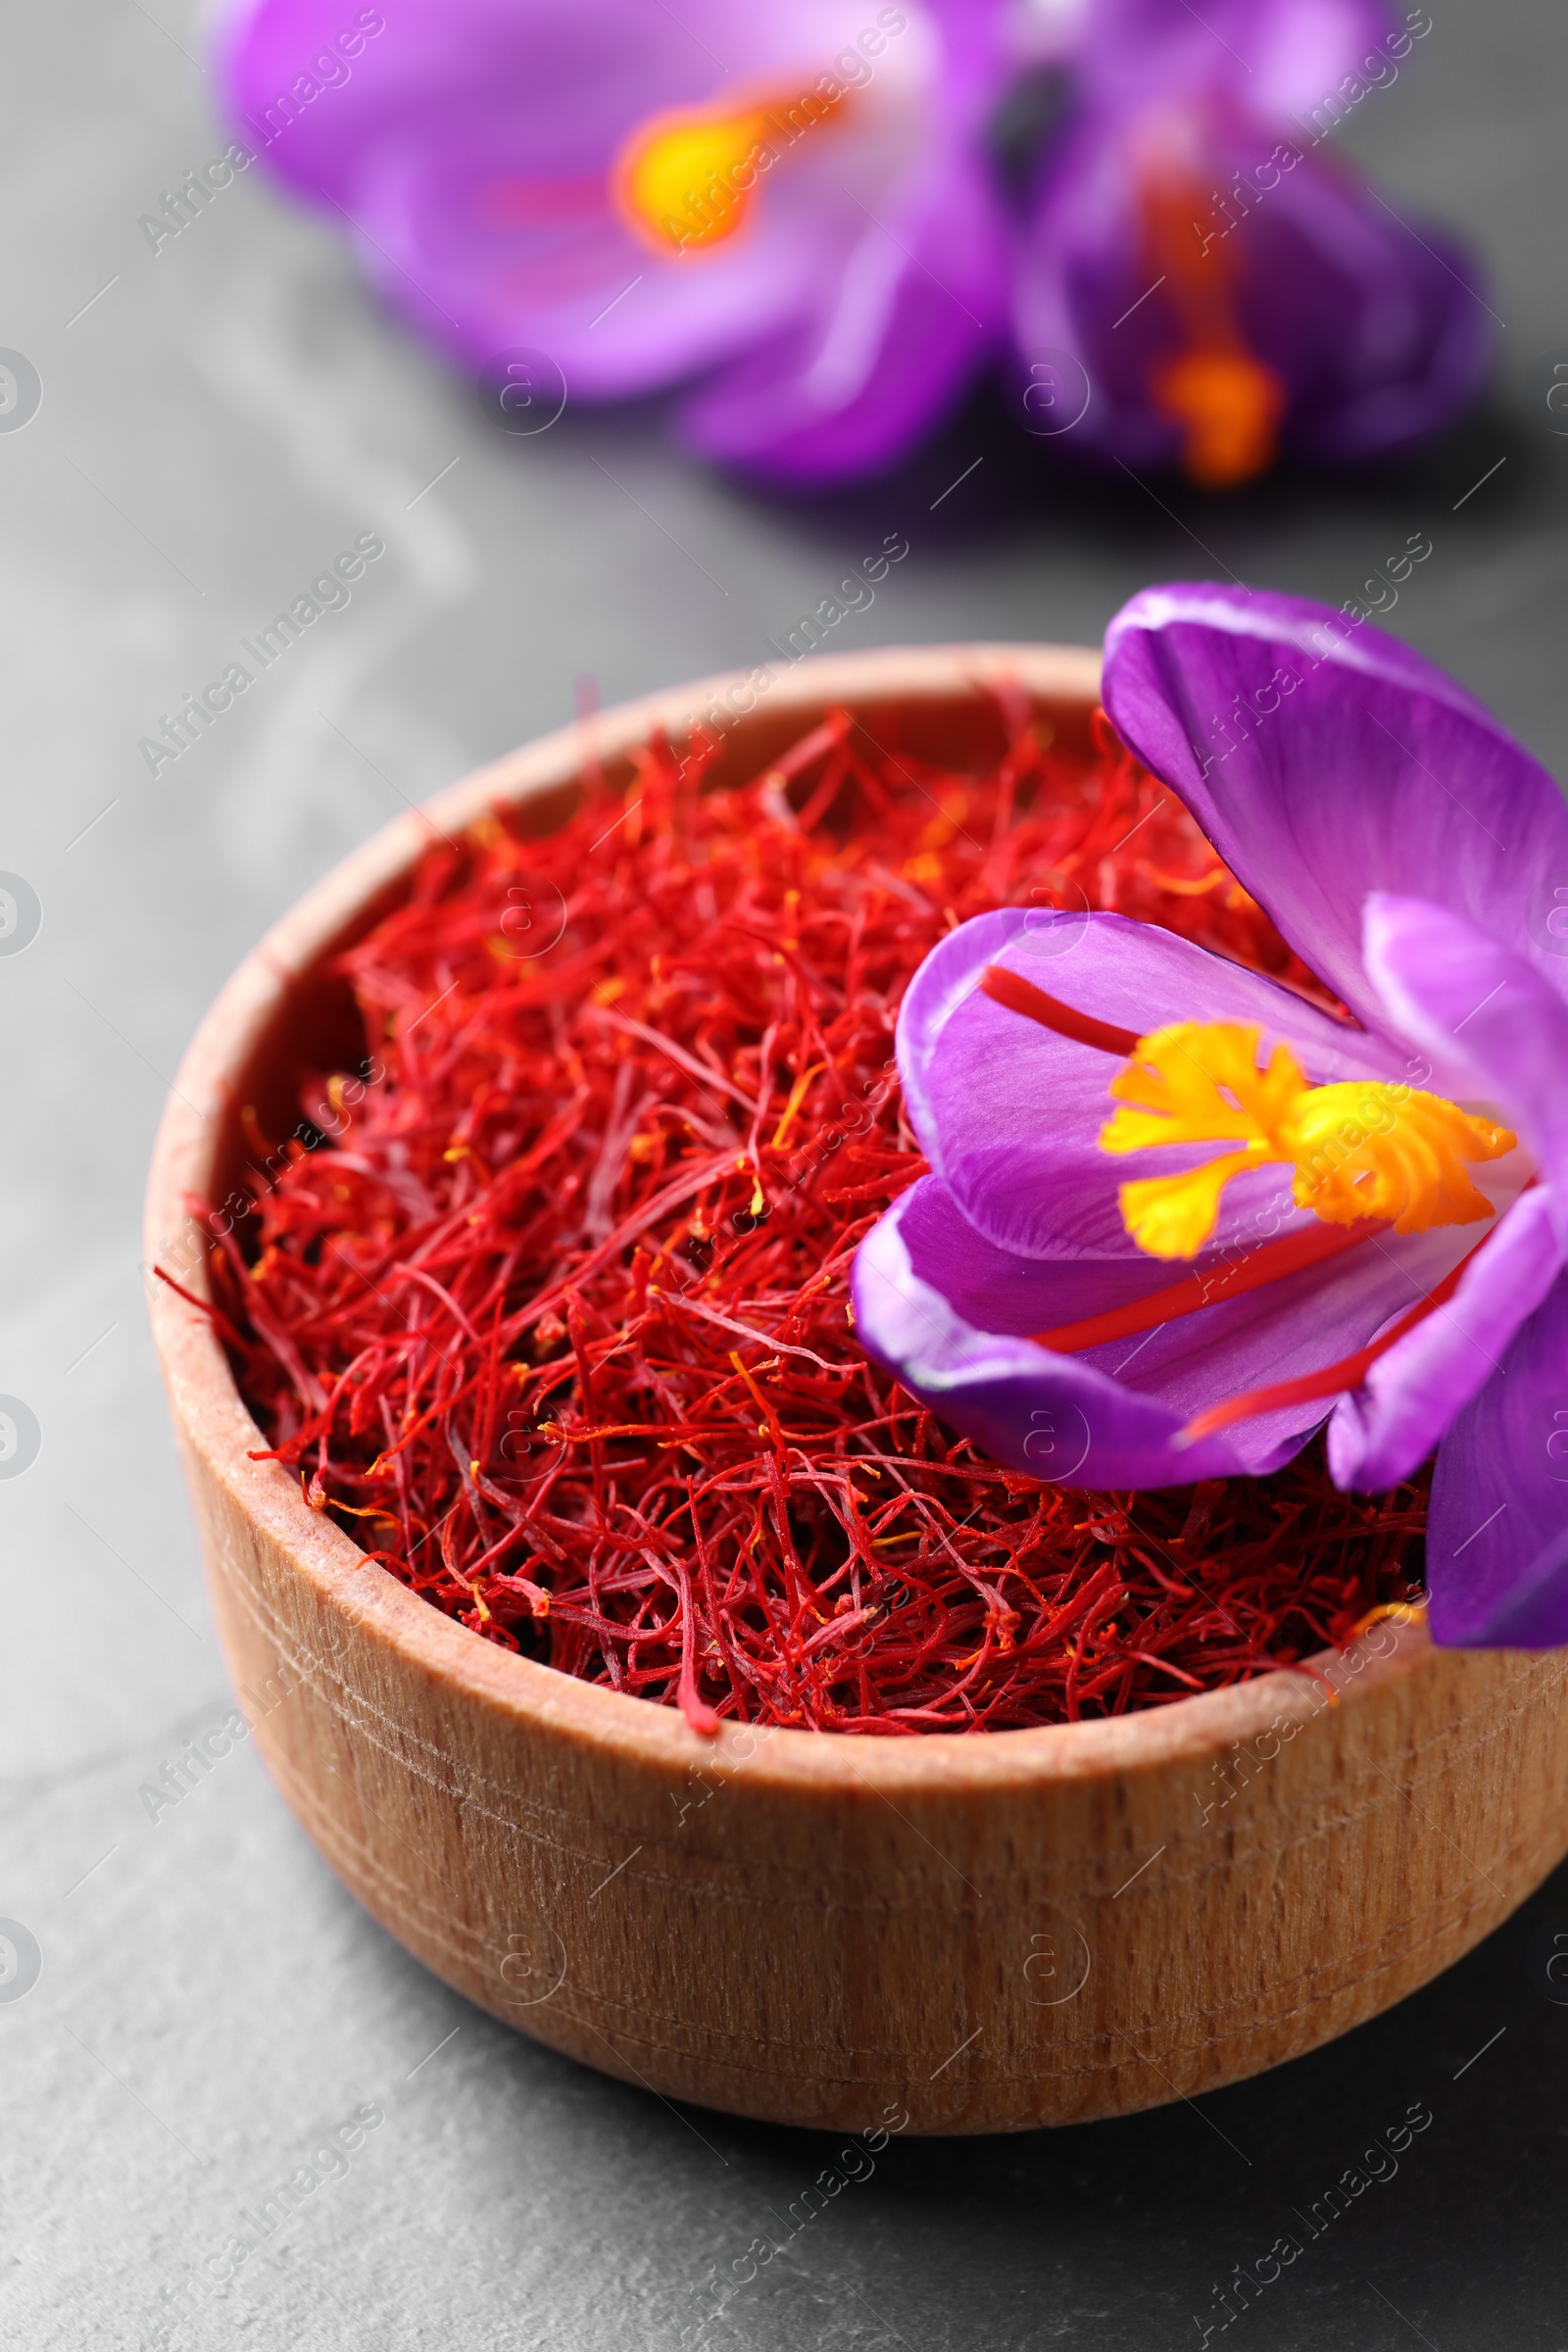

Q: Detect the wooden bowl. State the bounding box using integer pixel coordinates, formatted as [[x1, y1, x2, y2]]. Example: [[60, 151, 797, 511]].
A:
[[145, 644, 1568, 2134]]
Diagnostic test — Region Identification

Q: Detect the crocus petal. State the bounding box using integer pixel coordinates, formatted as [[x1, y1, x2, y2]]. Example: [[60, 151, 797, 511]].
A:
[[855, 1173, 1481, 1484], [679, 141, 1005, 481], [897, 903, 1397, 1261], [1426, 1268, 1568, 1646], [1328, 1184, 1566, 1492], [1102, 586, 1568, 1031], [681, 0, 1007, 476], [1363, 893, 1568, 1231], [852, 1177, 1317, 1485], [1269, 172, 1493, 467], [1074, 0, 1398, 118]]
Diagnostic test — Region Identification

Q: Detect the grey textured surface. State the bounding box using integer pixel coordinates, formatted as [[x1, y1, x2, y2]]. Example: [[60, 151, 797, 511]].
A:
[[3, 2, 1568, 2345]]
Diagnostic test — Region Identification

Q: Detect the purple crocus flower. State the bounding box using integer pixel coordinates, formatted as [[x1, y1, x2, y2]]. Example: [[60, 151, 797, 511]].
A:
[[1010, 0, 1494, 485], [853, 584, 1568, 1645], [216, 0, 1009, 482]]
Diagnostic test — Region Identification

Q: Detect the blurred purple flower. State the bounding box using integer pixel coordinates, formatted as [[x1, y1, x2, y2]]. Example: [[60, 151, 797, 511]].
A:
[[853, 585, 1568, 1646], [1010, 0, 1494, 485], [218, 0, 1011, 482]]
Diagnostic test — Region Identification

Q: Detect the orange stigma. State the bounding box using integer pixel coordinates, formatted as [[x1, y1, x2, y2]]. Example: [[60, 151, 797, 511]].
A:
[[1142, 172, 1287, 489], [1148, 348, 1286, 491]]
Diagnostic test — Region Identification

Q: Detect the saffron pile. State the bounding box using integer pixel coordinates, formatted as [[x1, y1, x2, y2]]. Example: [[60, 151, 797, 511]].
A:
[[188, 695, 1427, 1734]]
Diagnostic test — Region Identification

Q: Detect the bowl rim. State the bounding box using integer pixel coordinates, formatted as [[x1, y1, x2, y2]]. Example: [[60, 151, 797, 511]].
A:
[[144, 639, 1432, 1797]]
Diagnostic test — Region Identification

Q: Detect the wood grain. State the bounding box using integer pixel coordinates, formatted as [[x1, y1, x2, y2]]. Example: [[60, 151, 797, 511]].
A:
[[145, 643, 1568, 2133]]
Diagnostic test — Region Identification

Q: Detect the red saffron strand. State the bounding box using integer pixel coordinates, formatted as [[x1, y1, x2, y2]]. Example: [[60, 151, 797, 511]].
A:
[[188, 704, 1428, 1734], [1035, 1216, 1387, 1354], [978, 963, 1142, 1057], [1178, 1233, 1484, 1443]]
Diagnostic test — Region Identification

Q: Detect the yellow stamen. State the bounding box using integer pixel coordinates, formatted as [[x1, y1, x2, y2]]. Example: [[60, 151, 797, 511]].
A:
[[614, 110, 769, 251], [1101, 1021, 1516, 1260], [612, 83, 849, 256]]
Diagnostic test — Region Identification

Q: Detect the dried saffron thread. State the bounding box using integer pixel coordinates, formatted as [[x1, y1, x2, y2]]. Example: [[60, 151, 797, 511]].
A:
[[189, 699, 1427, 1735]]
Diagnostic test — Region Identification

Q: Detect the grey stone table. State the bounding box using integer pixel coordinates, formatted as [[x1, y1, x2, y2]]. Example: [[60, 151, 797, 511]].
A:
[[3, 2, 1566, 2344]]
